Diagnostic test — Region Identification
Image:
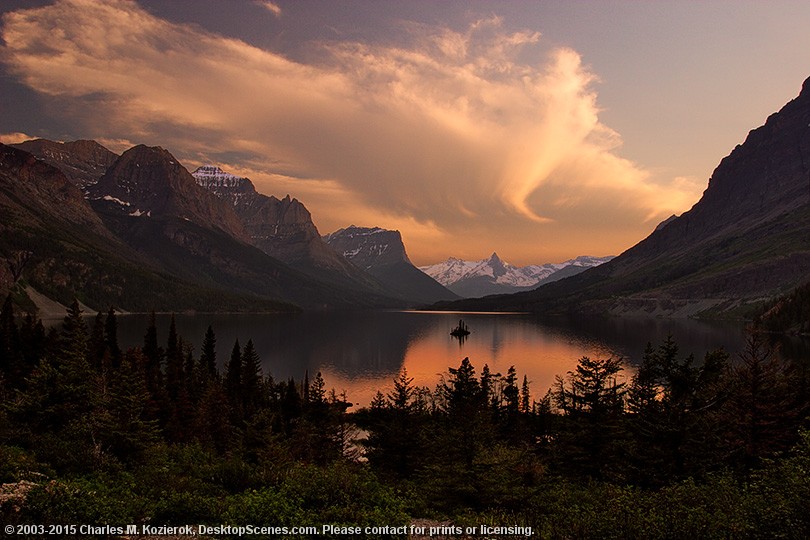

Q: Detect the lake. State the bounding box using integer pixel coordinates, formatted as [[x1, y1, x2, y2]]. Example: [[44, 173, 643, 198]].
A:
[[102, 310, 772, 408]]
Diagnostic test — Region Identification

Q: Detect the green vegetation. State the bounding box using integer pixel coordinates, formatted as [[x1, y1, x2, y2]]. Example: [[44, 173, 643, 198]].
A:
[[1, 297, 809, 538]]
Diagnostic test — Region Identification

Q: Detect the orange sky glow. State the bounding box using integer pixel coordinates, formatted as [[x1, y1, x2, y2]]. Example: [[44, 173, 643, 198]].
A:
[[3, 1, 810, 265]]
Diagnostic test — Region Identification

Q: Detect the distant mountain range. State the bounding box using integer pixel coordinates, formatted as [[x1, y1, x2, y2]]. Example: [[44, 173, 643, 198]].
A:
[[420, 253, 613, 298], [323, 225, 458, 304], [433, 78, 810, 316]]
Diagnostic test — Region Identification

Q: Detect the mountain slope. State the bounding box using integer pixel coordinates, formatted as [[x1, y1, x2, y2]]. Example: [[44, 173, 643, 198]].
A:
[[11, 138, 118, 188], [434, 78, 810, 316], [0, 143, 293, 313], [324, 225, 458, 304]]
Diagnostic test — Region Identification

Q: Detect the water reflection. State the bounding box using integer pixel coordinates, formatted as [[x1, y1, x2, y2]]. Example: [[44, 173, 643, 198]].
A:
[[106, 310, 791, 409]]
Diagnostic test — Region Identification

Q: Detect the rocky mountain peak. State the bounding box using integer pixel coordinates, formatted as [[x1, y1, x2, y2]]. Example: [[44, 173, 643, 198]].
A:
[[487, 252, 508, 278], [323, 224, 457, 304], [191, 165, 256, 203], [10, 138, 118, 188], [323, 226, 410, 269], [192, 164, 373, 286], [88, 145, 247, 239]]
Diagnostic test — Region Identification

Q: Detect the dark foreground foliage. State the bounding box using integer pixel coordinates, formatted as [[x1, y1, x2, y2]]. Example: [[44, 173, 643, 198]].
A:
[[1, 296, 809, 538]]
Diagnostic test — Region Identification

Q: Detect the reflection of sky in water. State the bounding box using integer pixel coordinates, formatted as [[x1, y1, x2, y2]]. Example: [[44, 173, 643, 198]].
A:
[[100, 311, 766, 408]]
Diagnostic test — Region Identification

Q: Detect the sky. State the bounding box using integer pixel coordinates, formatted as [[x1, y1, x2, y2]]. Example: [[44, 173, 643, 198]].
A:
[[2, 1, 810, 266]]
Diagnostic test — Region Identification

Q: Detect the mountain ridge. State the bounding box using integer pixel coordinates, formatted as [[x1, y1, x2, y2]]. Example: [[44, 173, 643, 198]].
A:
[[191, 165, 399, 299], [421, 253, 613, 298]]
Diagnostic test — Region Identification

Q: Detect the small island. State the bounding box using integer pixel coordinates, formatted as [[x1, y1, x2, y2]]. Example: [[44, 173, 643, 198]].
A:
[[450, 319, 470, 337]]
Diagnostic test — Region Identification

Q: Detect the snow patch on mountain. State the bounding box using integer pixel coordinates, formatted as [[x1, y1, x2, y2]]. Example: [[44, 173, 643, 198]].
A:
[[100, 194, 130, 206], [191, 166, 255, 204]]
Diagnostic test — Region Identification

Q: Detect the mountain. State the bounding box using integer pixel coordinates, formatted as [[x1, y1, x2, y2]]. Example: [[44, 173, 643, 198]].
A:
[[191, 165, 395, 297], [11, 138, 118, 188], [0, 143, 293, 313], [83, 146, 398, 309], [323, 225, 458, 304], [421, 253, 613, 298], [89, 147, 248, 240], [435, 77, 810, 316]]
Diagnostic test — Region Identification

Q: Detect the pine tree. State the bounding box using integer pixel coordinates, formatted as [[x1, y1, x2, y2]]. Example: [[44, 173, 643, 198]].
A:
[[0, 294, 23, 387], [225, 339, 242, 420], [199, 325, 217, 382], [627, 342, 665, 485], [59, 299, 89, 369], [142, 311, 164, 404], [520, 375, 531, 414], [308, 371, 327, 405], [165, 316, 182, 403], [240, 339, 263, 418], [104, 307, 121, 368], [723, 333, 801, 475], [280, 378, 302, 435], [88, 312, 107, 370], [99, 349, 160, 464], [502, 366, 519, 413], [442, 357, 488, 469], [18, 313, 45, 380], [553, 356, 627, 481], [388, 368, 415, 412], [194, 380, 231, 452]]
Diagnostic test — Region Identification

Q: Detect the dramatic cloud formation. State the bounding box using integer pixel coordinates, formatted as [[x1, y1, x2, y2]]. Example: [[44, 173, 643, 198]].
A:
[[0, 0, 703, 264]]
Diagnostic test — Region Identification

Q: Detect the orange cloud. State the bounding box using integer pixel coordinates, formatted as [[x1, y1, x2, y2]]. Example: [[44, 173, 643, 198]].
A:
[[0, 132, 37, 144], [255, 1, 282, 18], [0, 0, 703, 265]]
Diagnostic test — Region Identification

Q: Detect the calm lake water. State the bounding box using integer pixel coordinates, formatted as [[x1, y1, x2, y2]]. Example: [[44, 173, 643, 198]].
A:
[[99, 310, 776, 408]]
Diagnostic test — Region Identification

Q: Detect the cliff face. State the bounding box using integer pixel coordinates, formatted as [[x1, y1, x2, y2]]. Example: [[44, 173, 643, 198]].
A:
[[194, 165, 335, 263], [0, 143, 277, 313], [324, 225, 458, 305]]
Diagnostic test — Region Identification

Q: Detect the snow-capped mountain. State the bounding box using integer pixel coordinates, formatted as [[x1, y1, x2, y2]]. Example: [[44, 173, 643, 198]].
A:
[[419, 253, 614, 298]]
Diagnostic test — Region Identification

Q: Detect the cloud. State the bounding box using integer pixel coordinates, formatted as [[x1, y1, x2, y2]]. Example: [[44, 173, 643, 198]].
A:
[[0, 132, 37, 144], [255, 1, 282, 18], [0, 0, 703, 264]]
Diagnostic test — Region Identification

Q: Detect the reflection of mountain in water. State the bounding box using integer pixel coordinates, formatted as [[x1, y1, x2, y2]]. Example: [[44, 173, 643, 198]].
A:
[[112, 311, 432, 381], [107, 311, 808, 404], [532, 315, 759, 365]]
